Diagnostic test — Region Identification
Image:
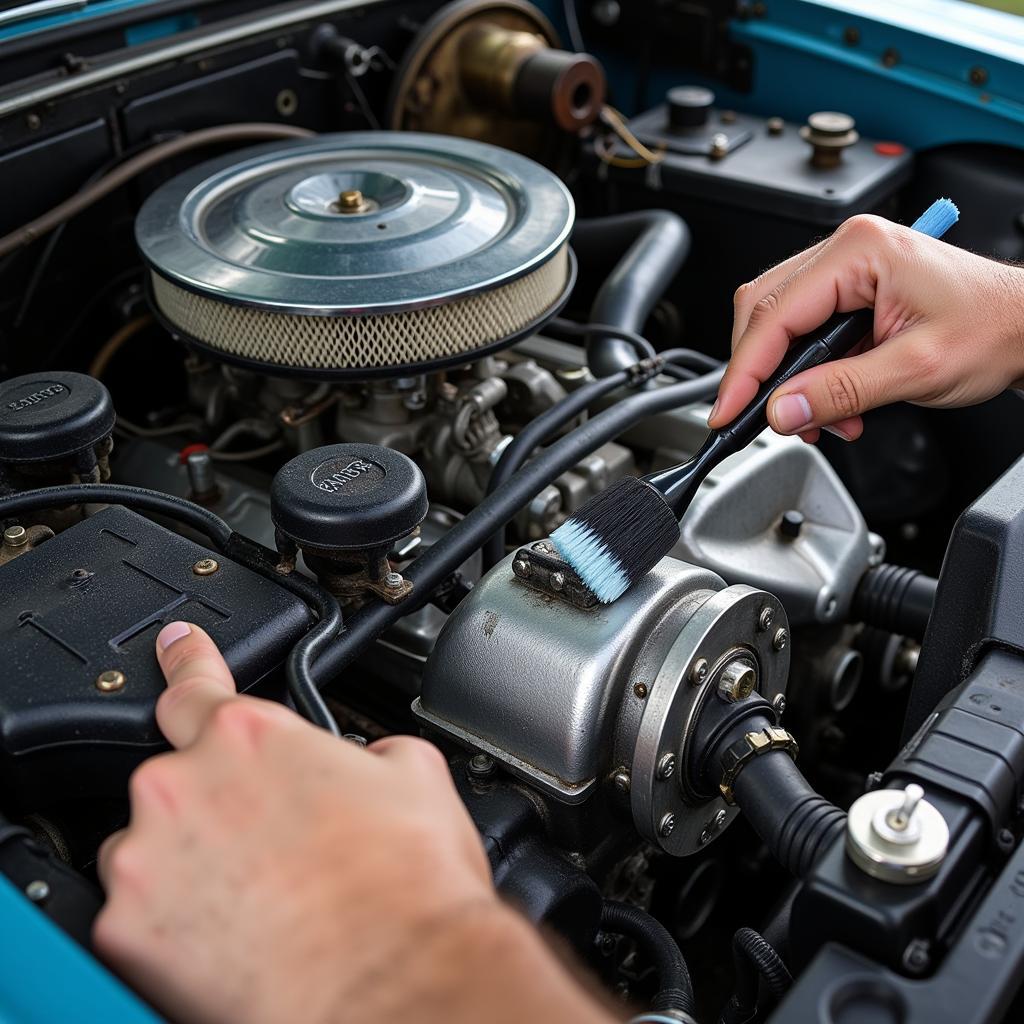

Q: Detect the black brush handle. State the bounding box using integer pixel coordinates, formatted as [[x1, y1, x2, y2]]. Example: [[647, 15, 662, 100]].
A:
[[647, 307, 874, 517], [716, 306, 874, 453]]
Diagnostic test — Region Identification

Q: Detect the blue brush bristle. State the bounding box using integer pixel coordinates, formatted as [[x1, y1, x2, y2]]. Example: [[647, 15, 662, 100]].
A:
[[551, 520, 630, 603], [910, 198, 959, 239]]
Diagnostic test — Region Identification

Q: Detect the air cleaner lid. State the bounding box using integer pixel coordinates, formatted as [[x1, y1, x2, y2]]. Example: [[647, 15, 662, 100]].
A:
[[271, 444, 428, 551], [0, 371, 115, 463], [135, 131, 574, 315]]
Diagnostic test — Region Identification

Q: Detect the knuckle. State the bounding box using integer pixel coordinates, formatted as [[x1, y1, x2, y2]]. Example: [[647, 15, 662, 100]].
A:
[[824, 365, 865, 417], [909, 339, 945, 384], [732, 280, 757, 314], [748, 289, 782, 325], [128, 754, 175, 806], [207, 698, 281, 746], [836, 213, 887, 245], [92, 905, 130, 957]]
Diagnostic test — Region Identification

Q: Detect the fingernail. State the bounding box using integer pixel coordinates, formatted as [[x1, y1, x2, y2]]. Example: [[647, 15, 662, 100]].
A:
[[771, 393, 813, 434], [823, 424, 853, 441], [707, 399, 720, 425], [157, 621, 191, 651]]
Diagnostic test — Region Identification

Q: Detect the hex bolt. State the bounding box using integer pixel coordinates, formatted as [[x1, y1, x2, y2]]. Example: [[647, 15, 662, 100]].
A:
[[25, 880, 50, 903], [718, 659, 757, 702], [772, 628, 789, 651], [468, 753, 496, 779], [550, 571, 566, 592], [96, 670, 126, 693], [633, 682, 649, 700], [532, 541, 553, 554], [758, 606, 774, 631], [193, 558, 219, 576], [709, 132, 729, 159], [3, 525, 27, 548], [689, 658, 709, 685], [611, 769, 631, 794], [513, 558, 531, 578], [766, 116, 785, 135], [656, 753, 677, 780], [385, 571, 404, 589], [658, 813, 676, 838]]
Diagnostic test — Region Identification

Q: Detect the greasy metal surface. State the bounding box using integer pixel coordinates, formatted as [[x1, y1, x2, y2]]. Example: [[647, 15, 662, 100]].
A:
[[135, 132, 573, 315], [631, 585, 789, 856], [416, 552, 724, 800]]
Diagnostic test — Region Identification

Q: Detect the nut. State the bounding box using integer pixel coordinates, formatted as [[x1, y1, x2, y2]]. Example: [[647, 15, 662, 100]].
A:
[[550, 571, 565, 592], [3, 525, 27, 548], [717, 659, 757, 702], [385, 571, 404, 589], [96, 670, 126, 693], [512, 559, 531, 578], [468, 753, 495, 779], [193, 558, 219, 576]]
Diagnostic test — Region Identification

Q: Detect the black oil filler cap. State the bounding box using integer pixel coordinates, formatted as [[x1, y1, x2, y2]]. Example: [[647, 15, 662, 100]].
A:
[[0, 371, 115, 463], [271, 443, 428, 551]]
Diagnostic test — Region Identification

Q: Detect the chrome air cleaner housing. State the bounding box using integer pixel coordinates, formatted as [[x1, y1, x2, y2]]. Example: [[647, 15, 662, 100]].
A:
[[135, 132, 575, 379]]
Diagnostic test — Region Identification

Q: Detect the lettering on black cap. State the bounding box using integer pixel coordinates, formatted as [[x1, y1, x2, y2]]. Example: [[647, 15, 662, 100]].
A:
[[311, 457, 384, 495], [5, 382, 68, 414]]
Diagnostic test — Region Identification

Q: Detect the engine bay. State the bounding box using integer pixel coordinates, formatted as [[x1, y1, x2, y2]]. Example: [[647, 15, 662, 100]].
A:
[[2, 1, 1024, 1021]]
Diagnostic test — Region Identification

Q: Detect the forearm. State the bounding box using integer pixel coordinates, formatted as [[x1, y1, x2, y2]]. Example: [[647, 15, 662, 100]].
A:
[[343, 898, 620, 1024]]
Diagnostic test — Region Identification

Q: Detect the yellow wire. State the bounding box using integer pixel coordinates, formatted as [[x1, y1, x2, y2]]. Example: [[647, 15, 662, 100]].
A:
[[596, 104, 666, 168]]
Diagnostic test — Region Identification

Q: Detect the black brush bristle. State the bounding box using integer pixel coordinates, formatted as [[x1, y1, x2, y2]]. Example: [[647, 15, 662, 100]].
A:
[[551, 477, 680, 603]]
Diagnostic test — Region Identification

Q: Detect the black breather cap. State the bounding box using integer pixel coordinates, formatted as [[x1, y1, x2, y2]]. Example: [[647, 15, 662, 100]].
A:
[[271, 443, 428, 551], [0, 371, 115, 464]]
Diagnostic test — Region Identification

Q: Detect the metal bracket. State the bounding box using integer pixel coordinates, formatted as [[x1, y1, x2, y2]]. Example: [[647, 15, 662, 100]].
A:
[[510, 541, 600, 609]]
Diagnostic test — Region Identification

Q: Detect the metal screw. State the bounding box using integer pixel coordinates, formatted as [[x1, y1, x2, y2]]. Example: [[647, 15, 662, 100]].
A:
[[700, 808, 728, 845], [766, 116, 784, 135], [25, 880, 50, 903], [843, 25, 860, 45], [772, 628, 789, 651], [385, 571, 404, 589], [689, 658, 709, 685], [709, 132, 729, 159], [658, 813, 676, 837], [193, 558, 219, 576], [718, 659, 757, 702], [720, 109, 737, 124], [25, 112, 41, 131], [550, 571, 565, 592], [882, 47, 900, 68], [96, 669, 126, 693], [758, 606, 774, 631], [611, 769, 631, 794], [656, 753, 677, 780], [468, 753, 495, 779], [3, 525, 27, 548], [338, 188, 363, 210], [532, 541, 553, 554], [513, 558, 531, 578], [969, 65, 989, 86], [342, 733, 368, 747], [772, 694, 787, 718], [633, 682, 649, 700]]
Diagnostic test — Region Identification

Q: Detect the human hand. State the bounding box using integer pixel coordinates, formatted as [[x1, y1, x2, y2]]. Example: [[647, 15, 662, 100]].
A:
[[93, 622, 614, 1024], [708, 214, 1024, 442]]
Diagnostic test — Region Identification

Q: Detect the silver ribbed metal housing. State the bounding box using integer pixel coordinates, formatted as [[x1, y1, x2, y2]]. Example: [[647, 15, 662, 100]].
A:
[[135, 132, 575, 378]]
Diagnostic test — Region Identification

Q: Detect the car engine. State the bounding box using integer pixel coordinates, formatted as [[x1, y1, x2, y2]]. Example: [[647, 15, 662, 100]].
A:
[[2, 1, 1024, 1021]]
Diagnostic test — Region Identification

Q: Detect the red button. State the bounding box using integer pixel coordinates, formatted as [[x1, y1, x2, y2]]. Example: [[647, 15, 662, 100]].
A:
[[874, 141, 905, 156]]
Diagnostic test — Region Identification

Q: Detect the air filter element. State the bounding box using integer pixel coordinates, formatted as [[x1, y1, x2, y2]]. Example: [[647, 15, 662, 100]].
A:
[[136, 131, 575, 379]]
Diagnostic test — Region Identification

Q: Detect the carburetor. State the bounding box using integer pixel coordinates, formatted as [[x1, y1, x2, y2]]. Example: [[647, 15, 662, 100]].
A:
[[414, 543, 790, 857]]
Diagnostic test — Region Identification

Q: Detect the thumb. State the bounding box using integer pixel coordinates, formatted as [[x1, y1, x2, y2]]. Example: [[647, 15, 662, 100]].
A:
[[767, 336, 922, 438]]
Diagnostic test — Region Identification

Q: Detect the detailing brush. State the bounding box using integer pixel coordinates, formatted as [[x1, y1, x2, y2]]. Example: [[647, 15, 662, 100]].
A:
[[552, 198, 960, 604]]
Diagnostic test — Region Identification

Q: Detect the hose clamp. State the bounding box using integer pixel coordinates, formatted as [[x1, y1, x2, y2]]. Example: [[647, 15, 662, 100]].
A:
[[626, 356, 663, 386], [719, 726, 799, 806]]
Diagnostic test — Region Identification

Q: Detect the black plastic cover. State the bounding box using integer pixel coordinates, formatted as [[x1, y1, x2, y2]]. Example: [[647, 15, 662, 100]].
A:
[[270, 443, 428, 551], [0, 506, 310, 804], [0, 371, 114, 464]]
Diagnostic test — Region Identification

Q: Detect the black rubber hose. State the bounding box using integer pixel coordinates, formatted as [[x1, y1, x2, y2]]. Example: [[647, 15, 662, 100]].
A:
[[721, 928, 792, 1024], [0, 484, 340, 734], [600, 900, 697, 1021], [852, 562, 938, 641], [732, 744, 845, 879], [310, 368, 724, 683], [572, 211, 692, 376]]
